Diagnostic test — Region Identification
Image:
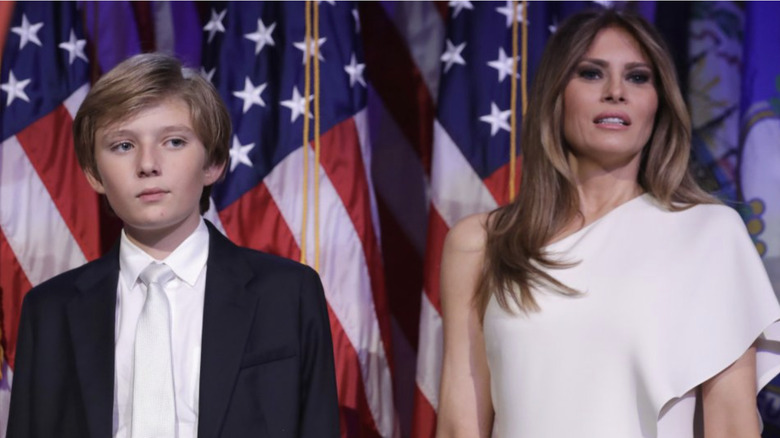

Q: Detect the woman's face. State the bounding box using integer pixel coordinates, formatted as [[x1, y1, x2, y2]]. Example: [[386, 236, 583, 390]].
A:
[[562, 26, 658, 174]]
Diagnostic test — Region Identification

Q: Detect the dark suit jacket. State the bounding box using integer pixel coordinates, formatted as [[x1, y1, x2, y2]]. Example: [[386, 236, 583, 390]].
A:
[[7, 221, 340, 438]]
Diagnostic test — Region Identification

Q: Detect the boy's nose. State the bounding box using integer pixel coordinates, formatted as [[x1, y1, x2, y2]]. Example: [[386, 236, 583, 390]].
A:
[[137, 145, 161, 177]]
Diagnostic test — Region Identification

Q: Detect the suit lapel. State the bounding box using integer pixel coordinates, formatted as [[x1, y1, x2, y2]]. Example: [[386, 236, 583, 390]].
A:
[[198, 223, 259, 438], [66, 244, 119, 438]]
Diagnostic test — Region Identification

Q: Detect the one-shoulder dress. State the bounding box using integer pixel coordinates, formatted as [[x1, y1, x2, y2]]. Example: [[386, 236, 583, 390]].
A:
[[483, 194, 780, 437]]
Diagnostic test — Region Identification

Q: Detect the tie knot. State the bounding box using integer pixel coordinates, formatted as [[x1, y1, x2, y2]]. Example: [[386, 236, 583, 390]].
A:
[[139, 262, 175, 287]]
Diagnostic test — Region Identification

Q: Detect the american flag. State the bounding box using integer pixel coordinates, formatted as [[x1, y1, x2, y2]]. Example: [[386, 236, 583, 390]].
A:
[[0, 2, 98, 433], [199, 2, 397, 436]]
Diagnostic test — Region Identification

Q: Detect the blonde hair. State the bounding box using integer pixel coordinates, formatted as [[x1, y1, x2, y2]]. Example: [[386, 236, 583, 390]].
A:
[[476, 9, 715, 317], [73, 53, 231, 213]]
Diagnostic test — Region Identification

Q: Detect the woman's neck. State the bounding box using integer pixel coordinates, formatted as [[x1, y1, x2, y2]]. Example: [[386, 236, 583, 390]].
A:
[[569, 151, 644, 225]]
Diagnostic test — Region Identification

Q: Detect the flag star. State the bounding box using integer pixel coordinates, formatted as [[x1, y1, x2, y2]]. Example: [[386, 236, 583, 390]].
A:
[[58, 29, 88, 65], [480, 102, 511, 136], [344, 54, 366, 88], [352, 9, 361, 33], [495, 1, 527, 28], [318, 0, 336, 5], [203, 9, 227, 43], [1, 71, 32, 107], [244, 19, 276, 55], [487, 48, 519, 82], [449, 0, 474, 18], [293, 37, 327, 64], [440, 40, 466, 73], [232, 77, 267, 114], [280, 87, 312, 123], [201, 66, 216, 82], [549, 18, 559, 34], [11, 14, 44, 50], [229, 136, 255, 172]]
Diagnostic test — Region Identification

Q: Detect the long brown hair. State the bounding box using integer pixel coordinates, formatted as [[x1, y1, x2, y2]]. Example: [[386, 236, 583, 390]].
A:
[[476, 9, 714, 317]]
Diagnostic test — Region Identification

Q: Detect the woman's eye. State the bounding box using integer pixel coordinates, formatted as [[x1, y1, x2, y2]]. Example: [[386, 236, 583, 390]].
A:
[[627, 71, 651, 84], [577, 68, 601, 80]]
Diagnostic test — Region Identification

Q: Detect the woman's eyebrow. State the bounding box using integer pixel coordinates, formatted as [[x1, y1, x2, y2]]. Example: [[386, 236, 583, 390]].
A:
[[579, 58, 652, 70]]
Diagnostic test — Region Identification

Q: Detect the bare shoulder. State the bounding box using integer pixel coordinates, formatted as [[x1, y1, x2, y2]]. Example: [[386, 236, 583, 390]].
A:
[[441, 213, 490, 304], [445, 212, 490, 254]]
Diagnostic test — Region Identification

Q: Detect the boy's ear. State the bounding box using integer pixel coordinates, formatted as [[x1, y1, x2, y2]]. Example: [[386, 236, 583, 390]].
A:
[[84, 170, 106, 194], [204, 161, 227, 186]]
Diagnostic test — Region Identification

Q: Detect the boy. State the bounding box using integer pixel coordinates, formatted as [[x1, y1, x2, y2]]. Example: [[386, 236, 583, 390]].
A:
[[7, 53, 340, 438]]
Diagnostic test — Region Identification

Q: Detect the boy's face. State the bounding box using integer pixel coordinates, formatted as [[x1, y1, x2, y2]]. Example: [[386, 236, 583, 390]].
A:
[[86, 98, 224, 240]]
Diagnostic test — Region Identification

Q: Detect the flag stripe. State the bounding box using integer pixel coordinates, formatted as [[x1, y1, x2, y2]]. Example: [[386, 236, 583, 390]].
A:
[[328, 304, 383, 438], [483, 158, 523, 208], [431, 120, 498, 228], [62, 84, 89, 120], [0, 134, 88, 287], [0, 228, 33, 369], [264, 145, 396, 437], [421, 209, 448, 314], [410, 384, 437, 438], [13, 104, 99, 262], [353, 108, 382, 247], [379, 2, 445, 101], [318, 114, 395, 373], [414, 291, 443, 411], [367, 92, 430, 257], [360, 1, 435, 174], [377, 197, 423, 348], [412, 209, 446, 438], [365, 92, 430, 369], [219, 182, 301, 260]]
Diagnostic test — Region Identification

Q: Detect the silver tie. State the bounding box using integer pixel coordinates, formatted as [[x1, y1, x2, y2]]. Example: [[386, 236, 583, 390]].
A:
[[132, 262, 176, 438]]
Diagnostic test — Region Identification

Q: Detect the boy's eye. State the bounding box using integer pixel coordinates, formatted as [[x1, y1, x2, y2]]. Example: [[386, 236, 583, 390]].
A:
[[168, 138, 186, 148], [627, 71, 652, 84], [111, 142, 133, 152], [577, 68, 601, 80]]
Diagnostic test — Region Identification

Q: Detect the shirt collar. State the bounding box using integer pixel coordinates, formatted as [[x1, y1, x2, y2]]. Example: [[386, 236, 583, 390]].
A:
[[119, 218, 210, 288]]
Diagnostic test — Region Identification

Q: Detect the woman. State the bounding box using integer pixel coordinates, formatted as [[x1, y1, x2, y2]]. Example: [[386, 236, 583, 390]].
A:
[[436, 9, 780, 438]]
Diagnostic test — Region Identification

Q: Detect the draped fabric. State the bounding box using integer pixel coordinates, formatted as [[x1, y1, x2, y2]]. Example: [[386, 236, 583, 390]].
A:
[[484, 195, 780, 437]]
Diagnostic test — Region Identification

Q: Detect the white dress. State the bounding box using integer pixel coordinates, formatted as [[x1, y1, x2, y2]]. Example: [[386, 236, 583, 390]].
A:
[[483, 194, 780, 437]]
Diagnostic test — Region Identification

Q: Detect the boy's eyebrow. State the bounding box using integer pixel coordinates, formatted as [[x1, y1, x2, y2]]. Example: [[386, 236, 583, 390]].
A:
[[97, 129, 134, 142], [158, 125, 197, 135], [99, 125, 196, 140]]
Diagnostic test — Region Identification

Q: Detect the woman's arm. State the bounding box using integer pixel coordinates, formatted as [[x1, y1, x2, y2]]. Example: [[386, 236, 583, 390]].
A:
[[701, 343, 760, 438], [435, 214, 494, 438]]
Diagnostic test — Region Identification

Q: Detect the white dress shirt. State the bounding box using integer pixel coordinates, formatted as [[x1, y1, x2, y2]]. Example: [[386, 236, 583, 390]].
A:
[[113, 219, 209, 438]]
